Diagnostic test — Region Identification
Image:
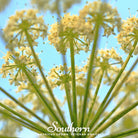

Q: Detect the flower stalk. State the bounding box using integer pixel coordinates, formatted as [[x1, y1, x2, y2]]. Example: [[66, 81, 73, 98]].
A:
[[22, 66, 64, 127], [84, 70, 104, 126], [89, 40, 137, 130], [0, 87, 49, 127], [0, 109, 46, 135], [70, 38, 77, 126], [95, 101, 138, 134], [0, 103, 50, 135], [91, 93, 129, 133], [80, 17, 101, 128], [24, 29, 67, 127]]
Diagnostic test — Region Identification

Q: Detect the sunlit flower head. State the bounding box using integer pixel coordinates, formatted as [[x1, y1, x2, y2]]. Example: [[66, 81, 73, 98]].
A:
[[48, 13, 93, 54], [83, 48, 123, 85], [3, 9, 47, 50], [79, 1, 121, 37], [0, 47, 37, 86], [117, 16, 138, 55], [47, 65, 86, 91]]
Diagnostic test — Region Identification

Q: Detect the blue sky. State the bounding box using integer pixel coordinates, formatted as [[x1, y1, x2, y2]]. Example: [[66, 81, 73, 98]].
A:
[[0, 0, 138, 138]]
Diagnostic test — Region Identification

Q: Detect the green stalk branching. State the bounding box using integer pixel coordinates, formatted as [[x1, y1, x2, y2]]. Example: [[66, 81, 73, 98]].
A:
[[24, 30, 67, 127], [89, 40, 137, 130], [91, 93, 129, 133], [101, 57, 138, 115], [0, 87, 49, 127], [0, 103, 50, 135], [80, 17, 101, 128], [22, 66, 64, 127], [55, 0, 73, 123], [95, 101, 138, 134], [62, 53, 73, 123], [0, 109, 47, 135], [84, 70, 104, 126]]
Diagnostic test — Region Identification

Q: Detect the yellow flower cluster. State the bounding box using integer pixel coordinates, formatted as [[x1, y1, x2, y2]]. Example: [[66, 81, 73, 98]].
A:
[[47, 65, 86, 91], [16, 75, 44, 93], [83, 48, 123, 85], [48, 13, 93, 53], [79, 1, 121, 37], [117, 16, 138, 55], [3, 9, 47, 50], [31, 0, 81, 13], [0, 47, 37, 86]]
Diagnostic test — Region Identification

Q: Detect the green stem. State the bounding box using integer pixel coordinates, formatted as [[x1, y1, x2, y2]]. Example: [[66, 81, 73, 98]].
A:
[[56, 3, 73, 137], [78, 96, 82, 125], [98, 57, 138, 123], [102, 128, 138, 138], [62, 54, 73, 123], [91, 93, 129, 133], [22, 67, 64, 127], [24, 30, 67, 127], [80, 20, 100, 127], [70, 39, 77, 126], [95, 101, 138, 134], [89, 40, 137, 130], [0, 87, 49, 127], [84, 70, 104, 126], [0, 109, 45, 134], [0, 103, 50, 134]]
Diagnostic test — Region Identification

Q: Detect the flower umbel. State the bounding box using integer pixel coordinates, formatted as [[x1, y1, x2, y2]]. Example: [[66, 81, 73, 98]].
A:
[[3, 9, 47, 50], [48, 13, 93, 54], [83, 48, 123, 85], [117, 16, 138, 55], [79, 1, 121, 37], [0, 47, 37, 85]]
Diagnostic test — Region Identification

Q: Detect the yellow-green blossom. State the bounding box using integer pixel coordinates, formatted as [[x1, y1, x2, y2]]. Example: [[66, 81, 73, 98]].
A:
[[0, 47, 37, 86], [79, 1, 121, 37], [48, 13, 93, 53], [83, 48, 123, 85], [47, 65, 86, 91], [3, 9, 47, 50], [117, 16, 138, 55]]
